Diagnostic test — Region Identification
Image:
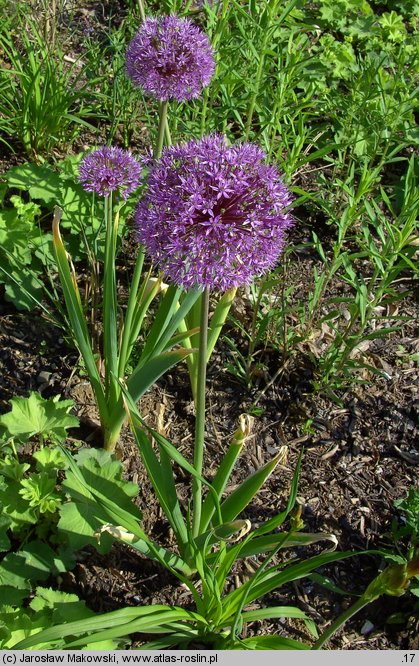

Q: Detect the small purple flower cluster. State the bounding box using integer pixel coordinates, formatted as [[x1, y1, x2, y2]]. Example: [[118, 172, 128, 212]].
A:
[[126, 15, 215, 102], [135, 135, 292, 291], [79, 146, 142, 200]]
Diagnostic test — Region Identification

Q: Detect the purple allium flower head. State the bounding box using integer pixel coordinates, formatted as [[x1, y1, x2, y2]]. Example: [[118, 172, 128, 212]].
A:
[[79, 146, 142, 200], [126, 15, 215, 102], [135, 135, 293, 291]]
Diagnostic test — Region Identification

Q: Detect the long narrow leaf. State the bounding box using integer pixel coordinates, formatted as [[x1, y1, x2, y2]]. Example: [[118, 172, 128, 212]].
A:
[[129, 417, 189, 550], [225, 531, 338, 559], [253, 449, 303, 536], [52, 207, 108, 422], [200, 415, 252, 532], [206, 287, 237, 362], [221, 551, 359, 620], [102, 194, 119, 404], [14, 606, 206, 649], [240, 606, 310, 623], [220, 450, 284, 522], [64, 616, 202, 648], [128, 349, 193, 400], [120, 382, 223, 534], [139, 284, 182, 363], [151, 287, 202, 360], [108, 348, 193, 433], [59, 445, 193, 576], [235, 635, 309, 650]]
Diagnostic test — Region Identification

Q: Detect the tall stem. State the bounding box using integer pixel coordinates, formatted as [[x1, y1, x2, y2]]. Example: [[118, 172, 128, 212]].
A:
[[154, 100, 169, 160], [137, 0, 146, 21], [192, 287, 210, 538], [103, 193, 118, 401], [102, 193, 122, 451]]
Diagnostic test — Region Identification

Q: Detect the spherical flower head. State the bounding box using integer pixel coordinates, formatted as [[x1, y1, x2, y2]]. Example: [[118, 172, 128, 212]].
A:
[[79, 146, 142, 200], [126, 15, 215, 102], [135, 135, 293, 291]]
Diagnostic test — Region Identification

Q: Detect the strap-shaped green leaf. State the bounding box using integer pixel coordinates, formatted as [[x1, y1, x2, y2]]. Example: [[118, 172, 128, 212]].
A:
[[221, 551, 357, 620], [14, 606, 206, 649], [200, 414, 252, 532], [240, 606, 309, 623], [52, 207, 108, 423], [127, 348, 192, 404], [108, 348, 193, 438], [220, 450, 284, 523], [102, 194, 119, 405], [138, 284, 182, 363], [224, 530, 338, 559], [59, 445, 192, 576], [252, 449, 302, 536], [65, 617, 201, 648], [129, 416, 189, 551], [150, 287, 202, 361], [121, 382, 221, 516], [235, 635, 309, 650], [206, 287, 236, 362]]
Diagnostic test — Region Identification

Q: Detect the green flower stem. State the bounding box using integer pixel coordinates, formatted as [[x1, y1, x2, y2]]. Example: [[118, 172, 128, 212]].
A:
[[103, 194, 118, 394], [118, 246, 145, 377], [178, 288, 236, 403], [192, 287, 210, 538], [103, 193, 121, 451], [137, 0, 146, 21], [165, 116, 172, 147], [312, 594, 372, 650], [154, 101, 169, 160]]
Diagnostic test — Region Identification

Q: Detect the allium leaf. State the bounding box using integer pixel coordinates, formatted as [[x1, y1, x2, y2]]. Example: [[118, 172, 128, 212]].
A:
[[0, 392, 78, 443], [219, 451, 285, 523], [234, 635, 309, 650]]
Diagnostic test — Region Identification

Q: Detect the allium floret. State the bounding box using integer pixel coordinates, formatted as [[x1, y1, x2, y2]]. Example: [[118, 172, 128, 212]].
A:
[[126, 15, 215, 102], [135, 135, 293, 291], [79, 146, 142, 200]]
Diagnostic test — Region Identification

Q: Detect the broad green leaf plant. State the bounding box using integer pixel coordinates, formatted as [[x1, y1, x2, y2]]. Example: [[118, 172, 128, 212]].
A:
[[0, 392, 78, 445]]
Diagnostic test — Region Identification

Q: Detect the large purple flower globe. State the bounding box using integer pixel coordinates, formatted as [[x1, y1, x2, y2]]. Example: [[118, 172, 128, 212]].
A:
[[135, 135, 293, 291], [79, 146, 142, 200], [126, 15, 215, 102]]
